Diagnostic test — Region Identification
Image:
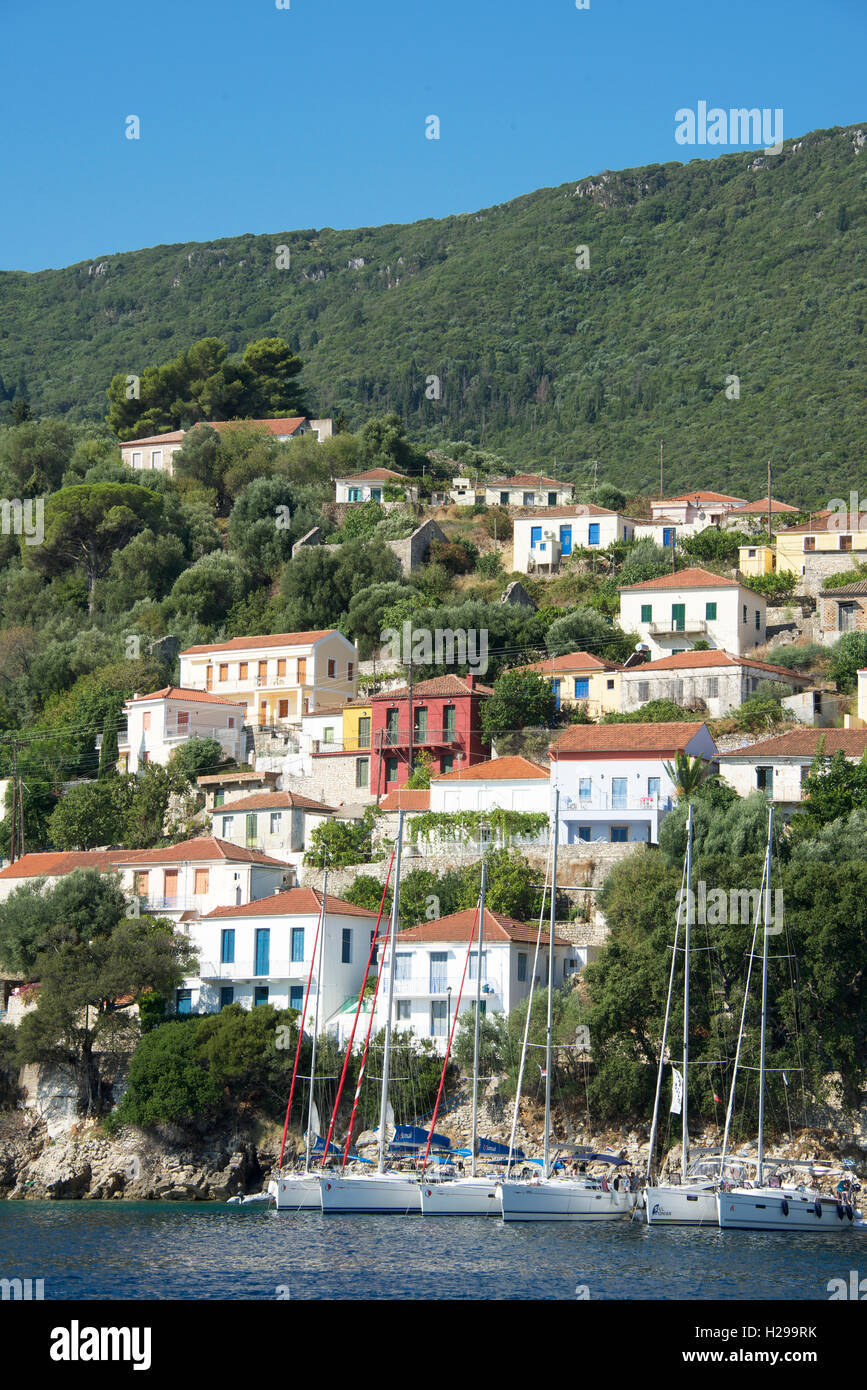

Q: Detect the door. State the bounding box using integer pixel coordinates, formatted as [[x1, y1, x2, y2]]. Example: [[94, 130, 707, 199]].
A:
[[559, 525, 572, 556], [414, 707, 428, 744], [552, 679, 562, 711], [671, 603, 685, 632], [258, 660, 267, 686], [246, 812, 257, 848], [164, 869, 178, 907], [386, 708, 399, 746], [611, 777, 627, 809], [297, 658, 307, 685], [443, 705, 456, 740], [205, 665, 213, 692], [530, 525, 542, 549], [429, 952, 448, 993], [255, 928, 270, 976], [358, 716, 371, 748]]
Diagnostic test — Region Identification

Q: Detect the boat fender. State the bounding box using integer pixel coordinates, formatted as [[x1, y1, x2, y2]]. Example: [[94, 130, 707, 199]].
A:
[[601, 1177, 609, 1192], [325, 1183, 331, 1190], [780, 1199, 789, 1216], [837, 1202, 845, 1220], [814, 1199, 822, 1218], [846, 1204, 854, 1222]]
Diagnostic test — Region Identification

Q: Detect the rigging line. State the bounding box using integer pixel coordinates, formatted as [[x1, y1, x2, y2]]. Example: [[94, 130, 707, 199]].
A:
[[646, 848, 688, 1183], [277, 881, 327, 1172], [340, 869, 396, 1172], [507, 829, 554, 1169], [720, 850, 767, 1167], [420, 891, 482, 1175]]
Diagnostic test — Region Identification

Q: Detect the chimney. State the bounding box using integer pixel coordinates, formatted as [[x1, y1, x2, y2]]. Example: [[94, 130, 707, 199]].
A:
[[465, 674, 475, 690]]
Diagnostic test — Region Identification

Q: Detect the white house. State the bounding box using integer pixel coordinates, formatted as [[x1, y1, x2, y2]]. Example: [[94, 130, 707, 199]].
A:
[[178, 630, 359, 725], [184, 888, 377, 1017], [631, 517, 680, 549], [371, 908, 575, 1053], [334, 469, 418, 504], [0, 836, 292, 917], [619, 650, 812, 717], [512, 505, 632, 575], [649, 491, 747, 530], [113, 687, 246, 774], [120, 417, 332, 476], [209, 790, 337, 872], [619, 567, 766, 659], [549, 722, 718, 845], [717, 728, 867, 811], [485, 475, 574, 508], [448, 477, 481, 505]]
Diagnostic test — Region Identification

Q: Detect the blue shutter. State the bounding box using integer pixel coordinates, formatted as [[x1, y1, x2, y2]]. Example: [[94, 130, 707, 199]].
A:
[[531, 526, 542, 546], [574, 678, 589, 699], [220, 929, 235, 964], [588, 522, 600, 545], [255, 928, 270, 976]]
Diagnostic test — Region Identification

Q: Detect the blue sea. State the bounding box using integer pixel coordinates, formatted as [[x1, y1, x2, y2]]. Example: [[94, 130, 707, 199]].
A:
[[1, 1202, 864, 1300]]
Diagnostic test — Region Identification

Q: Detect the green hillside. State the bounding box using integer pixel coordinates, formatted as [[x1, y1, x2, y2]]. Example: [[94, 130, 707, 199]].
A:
[[0, 121, 864, 504]]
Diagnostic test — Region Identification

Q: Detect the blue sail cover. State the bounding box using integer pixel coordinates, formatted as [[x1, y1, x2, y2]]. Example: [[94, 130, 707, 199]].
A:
[[479, 1137, 525, 1162], [389, 1124, 450, 1151], [310, 1135, 372, 1164]]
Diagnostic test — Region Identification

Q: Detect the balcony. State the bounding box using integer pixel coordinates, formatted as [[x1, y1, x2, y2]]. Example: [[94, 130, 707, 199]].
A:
[[559, 794, 675, 813], [389, 975, 498, 999], [312, 736, 371, 754], [380, 727, 464, 749], [647, 619, 709, 637]]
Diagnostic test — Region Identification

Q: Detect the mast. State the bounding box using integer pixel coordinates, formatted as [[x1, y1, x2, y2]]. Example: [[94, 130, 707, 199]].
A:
[[543, 789, 559, 1178], [304, 869, 328, 1172], [645, 851, 688, 1183], [756, 806, 773, 1185], [377, 808, 404, 1174], [470, 862, 487, 1178], [681, 803, 693, 1181]]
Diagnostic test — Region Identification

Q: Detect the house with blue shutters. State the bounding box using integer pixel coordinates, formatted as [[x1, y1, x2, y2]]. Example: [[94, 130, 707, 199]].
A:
[[179, 888, 377, 1019], [512, 505, 632, 574]]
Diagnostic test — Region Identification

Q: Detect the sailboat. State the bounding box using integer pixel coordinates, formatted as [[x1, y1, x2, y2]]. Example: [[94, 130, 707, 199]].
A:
[[420, 863, 508, 1216], [716, 807, 863, 1233], [498, 790, 637, 1222], [268, 876, 334, 1211], [319, 809, 425, 1213], [643, 805, 722, 1227]]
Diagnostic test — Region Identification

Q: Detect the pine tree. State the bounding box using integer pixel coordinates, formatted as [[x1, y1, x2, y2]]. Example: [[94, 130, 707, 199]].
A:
[[98, 715, 119, 778]]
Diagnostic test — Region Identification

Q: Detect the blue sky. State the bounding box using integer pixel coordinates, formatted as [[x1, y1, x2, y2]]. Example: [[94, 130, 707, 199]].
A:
[[1, 0, 864, 271]]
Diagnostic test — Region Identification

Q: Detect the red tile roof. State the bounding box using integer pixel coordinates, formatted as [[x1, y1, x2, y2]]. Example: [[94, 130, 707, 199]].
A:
[[378, 789, 431, 811], [777, 511, 867, 535], [719, 729, 867, 759], [550, 721, 712, 755], [513, 503, 619, 519], [121, 431, 186, 447], [510, 650, 622, 675], [490, 475, 572, 490], [620, 566, 744, 592], [727, 497, 799, 515], [339, 468, 409, 482], [197, 770, 279, 786], [821, 579, 867, 597], [0, 836, 290, 879], [205, 888, 377, 919], [661, 491, 747, 505], [400, 906, 570, 947], [370, 675, 493, 700], [0, 850, 123, 880], [432, 755, 549, 783], [211, 791, 336, 814], [180, 630, 339, 655], [622, 649, 811, 681], [125, 686, 245, 707], [122, 419, 309, 448]]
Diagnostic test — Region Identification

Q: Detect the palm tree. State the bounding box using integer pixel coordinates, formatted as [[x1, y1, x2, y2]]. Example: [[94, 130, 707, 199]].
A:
[[663, 751, 717, 799]]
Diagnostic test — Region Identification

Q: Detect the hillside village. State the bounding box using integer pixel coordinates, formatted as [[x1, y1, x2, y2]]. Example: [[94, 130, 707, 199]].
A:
[[0, 380, 866, 1177]]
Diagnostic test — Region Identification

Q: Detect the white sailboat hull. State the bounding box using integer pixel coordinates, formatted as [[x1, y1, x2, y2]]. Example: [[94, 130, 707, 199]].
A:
[[717, 1187, 862, 1232], [319, 1172, 422, 1214], [644, 1183, 718, 1227], [498, 1178, 636, 1222], [419, 1176, 502, 1216], [267, 1174, 322, 1211]]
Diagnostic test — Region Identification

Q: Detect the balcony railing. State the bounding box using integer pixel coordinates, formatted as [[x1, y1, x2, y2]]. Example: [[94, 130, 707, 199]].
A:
[[647, 619, 709, 636], [388, 975, 498, 998], [381, 727, 463, 748], [312, 736, 371, 754], [559, 794, 674, 813]]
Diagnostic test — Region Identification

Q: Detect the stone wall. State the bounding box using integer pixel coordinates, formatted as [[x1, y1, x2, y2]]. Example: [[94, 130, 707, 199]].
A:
[[386, 519, 446, 575]]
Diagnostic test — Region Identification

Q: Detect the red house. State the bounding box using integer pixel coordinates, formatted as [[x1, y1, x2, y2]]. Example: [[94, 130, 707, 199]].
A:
[[370, 674, 492, 799]]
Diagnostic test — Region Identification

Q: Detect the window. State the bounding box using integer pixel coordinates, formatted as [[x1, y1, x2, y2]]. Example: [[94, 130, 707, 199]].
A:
[[277, 658, 286, 677], [151, 450, 162, 470], [131, 450, 142, 468], [291, 928, 305, 962], [804, 537, 815, 553], [641, 604, 652, 623], [671, 603, 685, 632], [431, 1001, 448, 1037], [517, 953, 528, 983], [327, 659, 337, 678], [548, 492, 557, 506], [341, 928, 352, 964], [220, 929, 235, 965], [576, 777, 591, 803], [429, 952, 448, 992], [394, 952, 412, 980], [637, 680, 650, 702], [176, 989, 192, 1015], [385, 708, 399, 746], [568, 825, 591, 843], [611, 826, 629, 843], [756, 766, 774, 794], [220, 987, 234, 1009], [219, 663, 228, 681], [743, 604, 748, 623], [270, 812, 282, 834], [748, 548, 756, 558], [755, 610, 761, 630], [348, 487, 362, 502], [239, 662, 248, 680], [440, 753, 454, 774], [221, 815, 234, 837], [369, 489, 382, 502], [523, 492, 534, 506], [838, 601, 859, 632], [142, 711, 151, 731], [385, 757, 399, 784], [254, 986, 269, 1006], [323, 726, 335, 744], [356, 757, 370, 788], [414, 706, 428, 743], [574, 677, 589, 699], [255, 928, 270, 976], [500, 491, 509, 505], [648, 777, 660, 799], [840, 536, 853, 551], [289, 985, 303, 1010], [588, 522, 600, 545], [611, 777, 627, 808], [214, 790, 225, 807], [670, 679, 684, 704], [707, 677, 719, 698], [278, 700, 289, 719], [347, 662, 354, 680], [397, 1001, 411, 1021], [258, 660, 267, 683], [176, 710, 190, 732], [443, 705, 456, 739], [358, 716, 371, 748], [552, 679, 562, 710], [705, 602, 717, 621], [607, 678, 615, 690], [194, 868, 209, 896], [469, 950, 487, 980]]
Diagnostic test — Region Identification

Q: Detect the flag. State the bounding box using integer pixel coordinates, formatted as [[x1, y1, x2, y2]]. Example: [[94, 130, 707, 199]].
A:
[[670, 1066, 684, 1116]]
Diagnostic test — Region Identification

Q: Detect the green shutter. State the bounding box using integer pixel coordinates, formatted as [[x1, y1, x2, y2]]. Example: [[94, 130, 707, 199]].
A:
[[641, 604, 652, 623]]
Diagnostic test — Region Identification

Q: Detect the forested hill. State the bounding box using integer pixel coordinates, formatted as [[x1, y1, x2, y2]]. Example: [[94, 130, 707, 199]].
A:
[[0, 121, 864, 504]]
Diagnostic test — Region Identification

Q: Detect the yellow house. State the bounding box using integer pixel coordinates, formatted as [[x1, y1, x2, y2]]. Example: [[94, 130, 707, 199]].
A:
[[775, 512, 867, 595], [738, 544, 775, 577], [178, 630, 359, 726], [342, 702, 373, 752], [510, 650, 622, 718]]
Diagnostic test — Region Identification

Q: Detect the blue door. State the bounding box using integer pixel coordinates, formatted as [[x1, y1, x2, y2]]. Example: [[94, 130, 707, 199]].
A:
[[255, 928, 270, 976], [220, 986, 234, 1009], [531, 525, 542, 548], [662, 527, 675, 547], [588, 522, 600, 545], [290, 985, 304, 1010], [552, 679, 562, 711], [560, 525, 572, 556]]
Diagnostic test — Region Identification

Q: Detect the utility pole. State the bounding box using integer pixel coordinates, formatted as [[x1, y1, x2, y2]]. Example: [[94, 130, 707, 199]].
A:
[[407, 659, 413, 786], [659, 440, 664, 499], [9, 740, 18, 865], [767, 459, 773, 551], [593, 458, 598, 492]]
